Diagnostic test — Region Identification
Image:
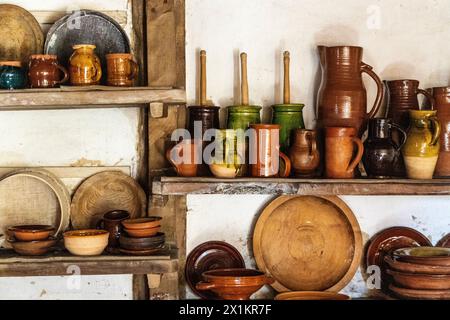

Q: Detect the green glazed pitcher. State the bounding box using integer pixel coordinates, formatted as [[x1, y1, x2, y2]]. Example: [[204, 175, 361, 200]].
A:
[[272, 104, 305, 152], [402, 110, 440, 179]]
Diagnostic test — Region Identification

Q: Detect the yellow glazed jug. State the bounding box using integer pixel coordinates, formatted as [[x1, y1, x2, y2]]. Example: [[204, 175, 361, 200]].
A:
[[69, 44, 102, 86]]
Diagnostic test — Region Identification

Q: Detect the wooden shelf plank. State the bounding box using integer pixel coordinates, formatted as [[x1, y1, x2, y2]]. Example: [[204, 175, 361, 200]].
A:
[[0, 87, 186, 110], [0, 249, 178, 277], [152, 177, 450, 196]]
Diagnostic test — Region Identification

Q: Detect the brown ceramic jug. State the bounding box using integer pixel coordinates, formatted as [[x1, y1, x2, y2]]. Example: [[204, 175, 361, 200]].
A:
[[28, 54, 69, 88], [97, 210, 130, 252], [106, 53, 139, 87], [317, 46, 384, 136], [430, 87, 450, 177], [166, 139, 202, 177], [386, 80, 435, 132], [325, 127, 364, 179], [288, 129, 320, 178]]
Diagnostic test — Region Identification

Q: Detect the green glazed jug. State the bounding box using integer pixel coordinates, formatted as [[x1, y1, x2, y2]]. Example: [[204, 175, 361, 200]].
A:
[[402, 110, 440, 179], [272, 104, 305, 152]]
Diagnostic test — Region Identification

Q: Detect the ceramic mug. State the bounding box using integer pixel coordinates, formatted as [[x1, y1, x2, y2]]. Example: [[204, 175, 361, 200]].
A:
[[97, 210, 130, 251], [69, 44, 102, 86], [249, 124, 291, 178], [106, 53, 139, 87], [288, 129, 320, 178], [166, 139, 202, 177], [325, 127, 364, 179], [28, 54, 69, 88], [0, 61, 26, 89]]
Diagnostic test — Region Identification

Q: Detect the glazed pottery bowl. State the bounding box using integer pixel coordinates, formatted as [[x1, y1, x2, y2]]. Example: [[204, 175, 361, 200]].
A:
[[124, 226, 161, 238], [8, 225, 55, 242], [393, 247, 450, 266], [63, 229, 109, 256], [386, 269, 450, 290], [8, 237, 57, 256], [209, 163, 240, 179], [119, 233, 165, 250], [122, 217, 162, 230], [275, 291, 350, 300], [196, 268, 274, 300], [384, 256, 450, 275]]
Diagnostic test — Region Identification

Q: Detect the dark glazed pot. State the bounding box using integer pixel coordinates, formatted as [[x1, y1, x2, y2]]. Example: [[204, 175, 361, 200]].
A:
[[363, 118, 407, 178], [97, 210, 130, 251], [430, 87, 450, 178], [28, 54, 68, 88], [0, 61, 26, 89], [187, 106, 220, 138]]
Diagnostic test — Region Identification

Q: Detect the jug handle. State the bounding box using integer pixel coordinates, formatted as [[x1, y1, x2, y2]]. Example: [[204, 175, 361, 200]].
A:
[[306, 131, 318, 156], [417, 89, 436, 110], [56, 65, 69, 84], [390, 123, 408, 151], [361, 63, 384, 119], [347, 137, 364, 174], [279, 152, 292, 178], [128, 60, 139, 81], [429, 117, 441, 146], [166, 143, 183, 175]]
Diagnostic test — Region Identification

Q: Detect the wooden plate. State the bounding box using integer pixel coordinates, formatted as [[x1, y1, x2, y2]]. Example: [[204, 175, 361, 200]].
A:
[[437, 234, 450, 248], [186, 241, 245, 300], [365, 227, 431, 268], [71, 171, 146, 229], [0, 4, 43, 63], [253, 195, 362, 292], [389, 284, 450, 300], [0, 169, 71, 246]]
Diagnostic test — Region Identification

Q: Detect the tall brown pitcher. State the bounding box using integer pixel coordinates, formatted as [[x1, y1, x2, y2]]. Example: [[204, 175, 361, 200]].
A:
[[316, 46, 384, 136]]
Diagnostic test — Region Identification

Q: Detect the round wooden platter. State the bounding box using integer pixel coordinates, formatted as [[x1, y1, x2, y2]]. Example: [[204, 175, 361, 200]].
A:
[[70, 171, 146, 229], [0, 4, 44, 63], [0, 169, 71, 244], [253, 195, 362, 293]]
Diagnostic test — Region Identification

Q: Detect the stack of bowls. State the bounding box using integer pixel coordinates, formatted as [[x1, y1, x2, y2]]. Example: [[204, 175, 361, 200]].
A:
[[7, 225, 57, 256], [385, 247, 450, 300], [119, 217, 165, 255]]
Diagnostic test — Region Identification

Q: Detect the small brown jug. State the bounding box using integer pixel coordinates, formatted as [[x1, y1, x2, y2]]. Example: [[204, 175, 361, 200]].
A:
[[166, 139, 202, 177], [288, 129, 320, 178], [28, 54, 69, 88], [325, 127, 364, 179]]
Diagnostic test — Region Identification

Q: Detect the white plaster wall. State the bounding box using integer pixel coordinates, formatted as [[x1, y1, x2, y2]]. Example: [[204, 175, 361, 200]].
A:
[[185, 0, 450, 299]]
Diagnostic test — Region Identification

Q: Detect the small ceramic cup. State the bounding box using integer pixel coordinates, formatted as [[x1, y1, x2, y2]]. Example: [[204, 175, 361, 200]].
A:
[[106, 53, 139, 87], [0, 61, 26, 89]]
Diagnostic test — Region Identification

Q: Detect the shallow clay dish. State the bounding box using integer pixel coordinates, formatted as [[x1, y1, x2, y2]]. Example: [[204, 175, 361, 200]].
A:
[[186, 241, 246, 300], [124, 226, 161, 238], [196, 268, 274, 300], [63, 229, 109, 256], [393, 247, 450, 267], [275, 291, 351, 300], [365, 226, 431, 268], [437, 234, 450, 248], [384, 256, 450, 275], [389, 284, 450, 300], [119, 233, 165, 250], [8, 237, 57, 256], [8, 225, 55, 242], [122, 217, 162, 230], [253, 195, 362, 292], [119, 247, 163, 256], [386, 269, 450, 290]]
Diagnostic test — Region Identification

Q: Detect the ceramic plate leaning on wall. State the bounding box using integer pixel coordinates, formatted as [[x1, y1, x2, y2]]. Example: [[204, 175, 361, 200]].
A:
[[253, 195, 362, 293]]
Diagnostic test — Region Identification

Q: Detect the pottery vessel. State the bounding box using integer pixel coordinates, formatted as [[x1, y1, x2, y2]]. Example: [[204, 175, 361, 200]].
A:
[[227, 106, 261, 131], [209, 129, 244, 178], [119, 233, 165, 251], [8, 225, 55, 242], [8, 237, 57, 256], [386, 80, 435, 132], [166, 139, 202, 177], [187, 106, 220, 138], [384, 256, 450, 275], [0, 61, 26, 89], [402, 110, 440, 179], [316, 46, 384, 136], [196, 268, 273, 300], [389, 284, 450, 300], [249, 124, 291, 178], [271, 104, 305, 152], [124, 226, 160, 238], [363, 118, 407, 178], [28, 54, 68, 88], [106, 53, 138, 87], [63, 229, 109, 256], [275, 291, 350, 300], [431, 87, 450, 177], [69, 44, 102, 86], [393, 247, 450, 267], [325, 127, 364, 179], [387, 269, 450, 290], [122, 217, 162, 230], [97, 210, 130, 250], [288, 129, 320, 178]]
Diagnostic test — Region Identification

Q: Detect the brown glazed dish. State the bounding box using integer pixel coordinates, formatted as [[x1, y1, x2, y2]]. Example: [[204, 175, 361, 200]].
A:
[[119, 233, 165, 251], [275, 291, 350, 300], [325, 127, 364, 178], [393, 247, 450, 267], [8, 237, 57, 256], [431, 87, 450, 177], [386, 269, 450, 290], [196, 268, 274, 300], [389, 284, 450, 300], [317, 46, 384, 136], [124, 226, 161, 238], [122, 217, 162, 230], [28, 54, 68, 88], [384, 256, 450, 275], [288, 129, 320, 178], [8, 225, 55, 242], [437, 233, 450, 248]]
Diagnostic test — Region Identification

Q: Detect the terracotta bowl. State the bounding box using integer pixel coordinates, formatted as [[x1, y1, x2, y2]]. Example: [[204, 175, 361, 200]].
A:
[[124, 226, 161, 238], [209, 164, 240, 179], [393, 247, 450, 266], [384, 256, 450, 275], [122, 217, 162, 230], [196, 268, 274, 300], [8, 225, 55, 242], [386, 269, 450, 290], [8, 237, 57, 256], [275, 291, 351, 300], [119, 233, 165, 250], [63, 229, 109, 256]]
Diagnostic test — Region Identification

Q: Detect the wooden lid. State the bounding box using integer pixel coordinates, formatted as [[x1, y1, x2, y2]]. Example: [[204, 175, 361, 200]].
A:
[[253, 195, 362, 292]]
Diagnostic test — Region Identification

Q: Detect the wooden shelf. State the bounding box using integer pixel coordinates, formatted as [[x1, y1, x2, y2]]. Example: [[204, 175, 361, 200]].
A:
[[0, 249, 178, 277], [152, 177, 450, 196], [0, 87, 186, 110]]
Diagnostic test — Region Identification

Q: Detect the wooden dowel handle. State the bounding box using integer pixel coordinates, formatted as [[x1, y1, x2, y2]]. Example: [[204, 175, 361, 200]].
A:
[[283, 51, 291, 104], [241, 52, 249, 106], [200, 50, 207, 106]]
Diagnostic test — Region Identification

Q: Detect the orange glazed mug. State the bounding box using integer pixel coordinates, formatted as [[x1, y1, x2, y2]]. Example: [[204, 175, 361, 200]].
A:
[[69, 44, 102, 86], [106, 53, 139, 87], [249, 124, 291, 178], [166, 139, 202, 177], [325, 127, 364, 179]]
